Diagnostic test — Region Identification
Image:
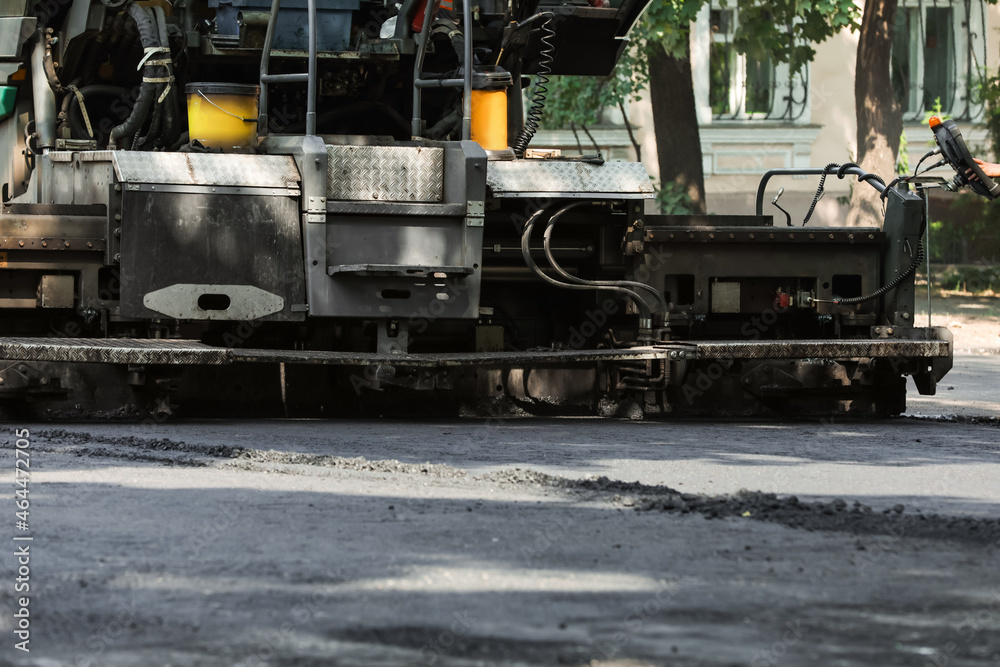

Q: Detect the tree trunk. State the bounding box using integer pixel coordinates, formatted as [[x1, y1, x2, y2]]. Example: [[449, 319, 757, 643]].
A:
[[848, 0, 901, 227], [649, 43, 707, 214]]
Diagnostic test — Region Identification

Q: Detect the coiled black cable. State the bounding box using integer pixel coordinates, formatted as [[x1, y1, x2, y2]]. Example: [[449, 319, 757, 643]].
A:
[[802, 162, 887, 225], [798, 161, 922, 305], [830, 202, 926, 305], [511, 13, 554, 157], [802, 162, 838, 225]]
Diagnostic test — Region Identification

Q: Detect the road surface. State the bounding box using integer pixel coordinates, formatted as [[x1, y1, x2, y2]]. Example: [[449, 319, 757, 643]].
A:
[[1, 353, 999, 666]]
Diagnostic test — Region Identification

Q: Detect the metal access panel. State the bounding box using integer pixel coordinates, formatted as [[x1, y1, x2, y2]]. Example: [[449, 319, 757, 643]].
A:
[[638, 224, 884, 318], [306, 141, 486, 319], [119, 187, 306, 321], [41, 151, 116, 206]]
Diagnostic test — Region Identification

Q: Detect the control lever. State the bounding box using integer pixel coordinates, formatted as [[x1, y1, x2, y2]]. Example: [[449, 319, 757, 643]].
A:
[[771, 187, 792, 227]]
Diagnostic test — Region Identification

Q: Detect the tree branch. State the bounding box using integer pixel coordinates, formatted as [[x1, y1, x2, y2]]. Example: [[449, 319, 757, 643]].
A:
[[569, 122, 584, 155], [580, 123, 602, 157], [619, 101, 641, 163]]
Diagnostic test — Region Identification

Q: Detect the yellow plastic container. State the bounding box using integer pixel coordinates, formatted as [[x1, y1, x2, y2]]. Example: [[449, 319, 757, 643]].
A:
[[470, 68, 512, 152], [185, 82, 259, 149], [471, 89, 508, 151]]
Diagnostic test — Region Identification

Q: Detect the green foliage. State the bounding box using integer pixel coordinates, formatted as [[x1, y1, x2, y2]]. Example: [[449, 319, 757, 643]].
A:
[[542, 49, 648, 130], [727, 0, 859, 76], [544, 0, 861, 133], [898, 97, 951, 173], [974, 70, 1000, 161], [929, 193, 1000, 265], [639, 0, 705, 58], [654, 180, 694, 214], [923, 97, 948, 122], [921, 97, 951, 148], [934, 263, 1000, 294], [897, 129, 910, 175]]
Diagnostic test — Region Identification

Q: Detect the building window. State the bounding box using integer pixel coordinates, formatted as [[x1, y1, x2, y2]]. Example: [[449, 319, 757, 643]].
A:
[[707, 7, 805, 121], [891, 0, 987, 121]]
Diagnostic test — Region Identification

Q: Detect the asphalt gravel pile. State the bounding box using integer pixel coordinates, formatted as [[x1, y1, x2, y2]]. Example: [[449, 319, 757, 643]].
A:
[[34, 428, 469, 477], [230, 448, 469, 477], [32, 429, 1000, 546], [482, 469, 1000, 546], [640, 489, 1000, 545]]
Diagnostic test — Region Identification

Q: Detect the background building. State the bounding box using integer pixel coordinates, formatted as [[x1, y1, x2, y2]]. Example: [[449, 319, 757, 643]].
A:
[[537, 0, 1000, 227]]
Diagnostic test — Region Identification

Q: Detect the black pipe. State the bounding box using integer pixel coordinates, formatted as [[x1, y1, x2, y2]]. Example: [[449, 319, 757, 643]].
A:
[[755, 166, 886, 215], [520, 208, 653, 339], [543, 202, 668, 313]]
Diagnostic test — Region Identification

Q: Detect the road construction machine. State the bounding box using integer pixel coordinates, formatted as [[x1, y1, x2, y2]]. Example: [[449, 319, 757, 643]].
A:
[[0, 0, 981, 418]]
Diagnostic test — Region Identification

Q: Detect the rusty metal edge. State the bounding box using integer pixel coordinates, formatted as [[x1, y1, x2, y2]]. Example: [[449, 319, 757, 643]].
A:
[[695, 339, 950, 360]]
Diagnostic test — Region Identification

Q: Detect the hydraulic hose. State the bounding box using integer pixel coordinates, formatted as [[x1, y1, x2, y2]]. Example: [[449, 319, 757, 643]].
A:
[[110, 3, 162, 147], [41, 29, 65, 94], [56, 77, 82, 136], [511, 13, 554, 157], [66, 85, 129, 140], [521, 208, 653, 339], [152, 5, 178, 147], [137, 95, 163, 148], [542, 202, 668, 313]]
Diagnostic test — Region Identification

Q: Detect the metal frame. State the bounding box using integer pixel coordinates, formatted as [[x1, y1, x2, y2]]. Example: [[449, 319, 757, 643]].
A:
[[258, 0, 318, 136], [410, 0, 472, 139]]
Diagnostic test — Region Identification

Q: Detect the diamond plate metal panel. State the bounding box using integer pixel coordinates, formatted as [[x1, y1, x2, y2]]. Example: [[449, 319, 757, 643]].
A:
[[486, 161, 655, 197], [326, 145, 443, 202], [112, 153, 300, 188], [0, 338, 231, 365]]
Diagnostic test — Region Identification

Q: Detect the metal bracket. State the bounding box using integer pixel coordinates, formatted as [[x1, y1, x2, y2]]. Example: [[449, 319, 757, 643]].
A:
[[0, 363, 66, 399], [305, 196, 327, 223], [466, 199, 484, 227]]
